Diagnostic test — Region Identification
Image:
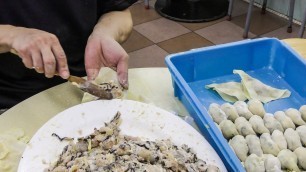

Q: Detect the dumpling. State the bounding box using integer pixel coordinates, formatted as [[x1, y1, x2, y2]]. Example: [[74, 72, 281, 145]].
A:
[[277, 149, 300, 172], [271, 130, 287, 150], [249, 115, 270, 134], [285, 108, 306, 126], [219, 120, 239, 140], [235, 116, 247, 125], [233, 70, 291, 103], [234, 101, 253, 120], [246, 135, 263, 157], [296, 125, 306, 146], [208, 103, 227, 124], [235, 117, 256, 136], [220, 103, 239, 122], [206, 165, 221, 172], [205, 82, 247, 102], [293, 147, 306, 170], [264, 154, 281, 172], [299, 105, 306, 122], [274, 111, 296, 130], [263, 114, 284, 133], [244, 154, 265, 172], [284, 128, 302, 151], [229, 135, 249, 162], [247, 99, 265, 118], [260, 133, 280, 156]]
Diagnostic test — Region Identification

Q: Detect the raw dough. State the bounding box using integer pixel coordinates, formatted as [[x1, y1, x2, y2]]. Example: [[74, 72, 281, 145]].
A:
[[235, 117, 256, 136], [220, 103, 239, 122], [296, 125, 306, 146], [284, 128, 302, 151], [247, 99, 265, 118], [244, 154, 265, 172], [208, 103, 227, 124], [263, 114, 284, 133], [285, 108, 306, 126], [260, 133, 280, 156], [264, 154, 281, 172], [205, 82, 247, 102], [234, 101, 253, 120], [229, 135, 249, 162], [249, 115, 270, 135], [293, 147, 306, 170], [277, 149, 300, 172], [0, 129, 28, 172], [271, 130, 287, 150], [219, 120, 239, 140], [299, 105, 306, 122], [246, 135, 263, 157], [233, 70, 291, 103], [274, 111, 296, 130]]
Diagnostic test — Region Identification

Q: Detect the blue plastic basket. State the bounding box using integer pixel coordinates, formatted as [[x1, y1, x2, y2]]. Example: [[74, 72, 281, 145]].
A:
[[165, 38, 306, 172]]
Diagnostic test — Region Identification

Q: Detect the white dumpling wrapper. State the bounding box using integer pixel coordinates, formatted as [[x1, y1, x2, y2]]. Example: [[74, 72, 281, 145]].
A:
[[284, 128, 302, 151], [277, 149, 300, 172], [233, 70, 291, 103], [294, 147, 306, 170], [0, 129, 28, 172], [244, 154, 265, 172], [264, 154, 281, 172], [246, 135, 263, 157], [260, 133, 280, 156], [205, 82, 247, 102], [296, 125, 306, 146], [229, 135, 249, 162]]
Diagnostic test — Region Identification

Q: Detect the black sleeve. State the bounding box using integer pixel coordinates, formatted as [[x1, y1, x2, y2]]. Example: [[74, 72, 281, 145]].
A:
[[98, 0, 137, 15]]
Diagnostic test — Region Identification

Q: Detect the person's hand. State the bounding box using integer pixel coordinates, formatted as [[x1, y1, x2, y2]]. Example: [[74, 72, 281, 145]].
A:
[[85, 34, 129, 89], [9, 27, 69, 79]]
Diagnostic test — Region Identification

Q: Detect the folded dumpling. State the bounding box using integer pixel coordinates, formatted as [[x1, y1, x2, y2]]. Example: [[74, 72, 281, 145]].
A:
[[205, 82, 247, 102], [233, 70, 291, 103]]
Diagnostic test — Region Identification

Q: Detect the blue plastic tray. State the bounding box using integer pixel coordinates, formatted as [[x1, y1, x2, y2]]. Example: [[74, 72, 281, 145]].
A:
[[165, 38, 306, 172]]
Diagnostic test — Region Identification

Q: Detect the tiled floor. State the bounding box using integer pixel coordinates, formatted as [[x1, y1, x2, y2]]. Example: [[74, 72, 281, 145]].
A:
[[123, 0, 305, 68]]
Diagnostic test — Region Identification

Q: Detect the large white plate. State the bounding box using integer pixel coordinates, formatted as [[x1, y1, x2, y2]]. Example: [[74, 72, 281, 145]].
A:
[[18, 99, 226, 171]]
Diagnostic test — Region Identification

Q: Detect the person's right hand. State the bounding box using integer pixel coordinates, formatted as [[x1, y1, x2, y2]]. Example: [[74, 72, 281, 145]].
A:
[[9, 27, 69, 79]]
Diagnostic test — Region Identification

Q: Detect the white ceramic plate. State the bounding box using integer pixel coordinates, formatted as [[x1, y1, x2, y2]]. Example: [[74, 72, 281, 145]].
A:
[[18, 99, 226, 171]]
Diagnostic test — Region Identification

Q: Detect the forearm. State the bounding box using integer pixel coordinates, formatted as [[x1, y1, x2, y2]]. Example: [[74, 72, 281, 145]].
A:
[[0, 25, 15, 53], [92, 9, 133, 43]]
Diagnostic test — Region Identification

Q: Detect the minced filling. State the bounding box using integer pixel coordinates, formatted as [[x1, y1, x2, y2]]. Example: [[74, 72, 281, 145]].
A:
[[46, 112, 220, 172]]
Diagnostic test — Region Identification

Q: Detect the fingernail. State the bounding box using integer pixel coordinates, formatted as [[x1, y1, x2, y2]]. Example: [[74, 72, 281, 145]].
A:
[[119, 78, 128, 89], [118, 72, 128, 89], [45, 74, 53, 78], [123, 82, 129, 90], [61, 71, 70, 79]]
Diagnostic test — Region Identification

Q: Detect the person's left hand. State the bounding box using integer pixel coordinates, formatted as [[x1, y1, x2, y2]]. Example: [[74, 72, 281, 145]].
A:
[[84, 34, 129, 89]]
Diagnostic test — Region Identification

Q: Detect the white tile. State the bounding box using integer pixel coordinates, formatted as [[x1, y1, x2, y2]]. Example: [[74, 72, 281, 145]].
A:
[[195, 21, 256, 44], [134, 18, 191, 43], [129, 45, 169, 68]]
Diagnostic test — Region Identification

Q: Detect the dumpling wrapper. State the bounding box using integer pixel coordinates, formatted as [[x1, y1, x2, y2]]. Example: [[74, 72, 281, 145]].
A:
[[0, 129, 28, 172], [233, 70, 291, 103], [205, 82, 247, 102]]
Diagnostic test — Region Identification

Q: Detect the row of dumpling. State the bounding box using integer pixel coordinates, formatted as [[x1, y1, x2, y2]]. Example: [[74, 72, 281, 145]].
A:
[[230, 134, 306, 172], [207, 100, 306, 171], [209, 100, 306, 138], [209, 100, 306, 127]]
